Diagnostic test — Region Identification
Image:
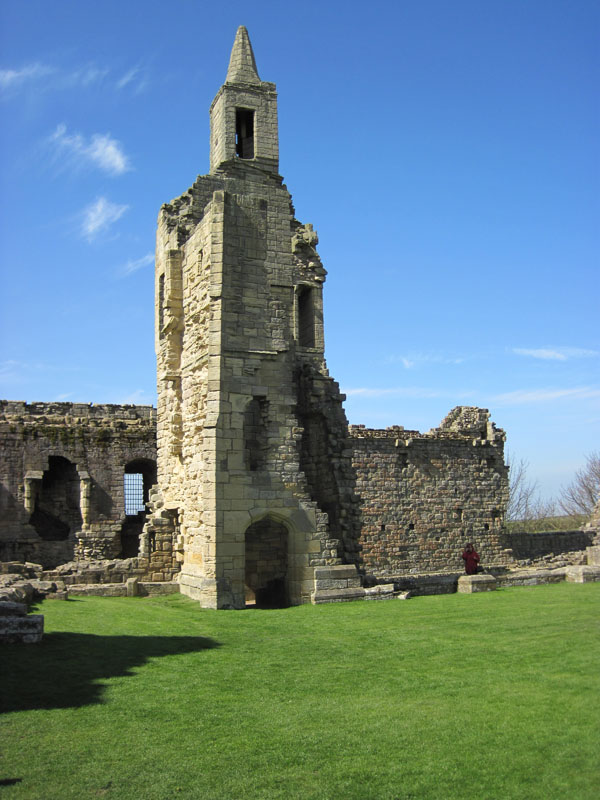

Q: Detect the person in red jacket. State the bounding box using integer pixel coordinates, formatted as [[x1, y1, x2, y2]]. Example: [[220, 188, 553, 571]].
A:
[[462, 543, 480, 574]]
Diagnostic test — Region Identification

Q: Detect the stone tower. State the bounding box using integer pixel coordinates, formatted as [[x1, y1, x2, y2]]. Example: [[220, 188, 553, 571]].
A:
[[153, 27, 358, 608]]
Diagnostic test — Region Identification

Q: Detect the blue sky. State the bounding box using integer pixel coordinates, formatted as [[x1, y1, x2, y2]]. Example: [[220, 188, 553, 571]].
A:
[[0, 0, 598, 501]]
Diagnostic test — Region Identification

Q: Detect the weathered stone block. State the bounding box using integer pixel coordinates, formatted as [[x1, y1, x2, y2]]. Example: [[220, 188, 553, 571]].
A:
[[586, 546, 600, 566], [0, 613, 44, 643], [457, 574, 496, 593], [565, 565, 600, 583], [0, 601, 27, 616], [311, 586, 366, 604]]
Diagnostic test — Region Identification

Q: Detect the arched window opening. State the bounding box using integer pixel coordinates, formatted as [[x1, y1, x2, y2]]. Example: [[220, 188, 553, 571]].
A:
[[297, 285, 315, 347], [244, 397, 268, 471], [120, 459, 157, 558], [29, 456, 81, 541], [245, 518, 288, 608], [235, 108, 255, 159]]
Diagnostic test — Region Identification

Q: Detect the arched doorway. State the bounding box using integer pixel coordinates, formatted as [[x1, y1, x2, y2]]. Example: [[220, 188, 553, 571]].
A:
[[120, 458, 157, 557], [244, 517, 289, 608]]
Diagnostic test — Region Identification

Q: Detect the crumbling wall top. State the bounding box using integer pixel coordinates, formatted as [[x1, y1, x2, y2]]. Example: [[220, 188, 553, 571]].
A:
[[0, 401, 156, 424], [349, 407, 505, 444]]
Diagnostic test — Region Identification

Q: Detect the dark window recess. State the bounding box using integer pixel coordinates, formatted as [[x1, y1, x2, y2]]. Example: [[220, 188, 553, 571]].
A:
[[120, 459, 157, 558], [244, 397, 269, 471], [124, 473, 145, 515], [235, 108, 255, 159], [297, 286, 315, 347]]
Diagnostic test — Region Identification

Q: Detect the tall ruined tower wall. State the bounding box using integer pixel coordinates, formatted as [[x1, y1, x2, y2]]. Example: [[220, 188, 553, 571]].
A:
[[153, 28, 357, 608]]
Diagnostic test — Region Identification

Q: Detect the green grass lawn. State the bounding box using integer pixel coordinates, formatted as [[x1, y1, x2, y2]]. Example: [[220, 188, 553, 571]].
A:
[[1, 584, 599, 800]]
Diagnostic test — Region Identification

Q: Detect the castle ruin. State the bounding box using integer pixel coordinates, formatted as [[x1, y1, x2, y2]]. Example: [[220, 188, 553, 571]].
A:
[[1, 28, 527, 607]]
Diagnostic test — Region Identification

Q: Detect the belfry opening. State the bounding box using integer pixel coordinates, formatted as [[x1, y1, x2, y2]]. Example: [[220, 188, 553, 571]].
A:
[[235, 108, 255, 159]]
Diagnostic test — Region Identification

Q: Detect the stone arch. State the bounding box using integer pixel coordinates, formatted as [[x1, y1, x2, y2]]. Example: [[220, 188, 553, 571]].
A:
[[244, 516, 290, 608], [120, 458, 157, 557]]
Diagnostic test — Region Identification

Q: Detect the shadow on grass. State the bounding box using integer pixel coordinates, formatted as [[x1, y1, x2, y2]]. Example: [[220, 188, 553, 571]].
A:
[[0, 632, 220, 714]]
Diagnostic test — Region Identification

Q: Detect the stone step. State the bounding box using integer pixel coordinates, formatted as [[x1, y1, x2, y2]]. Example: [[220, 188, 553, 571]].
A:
[[457, 574, 496, 593], [313, 565, 359, 581], [311, 587, 365, 604], [0, 601, 28, 616], [0, 614, 44, 643], [314, 577, 363, 590]]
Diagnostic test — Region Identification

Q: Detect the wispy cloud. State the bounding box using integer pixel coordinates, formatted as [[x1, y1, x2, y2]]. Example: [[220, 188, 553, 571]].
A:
[[81, 197, 128, 241], [513, 347, 599, 361], [68, 65, 109, 87], [0, 359, 81, 386], [1, 60, 147, 96], [0, 62, 55, 90], [491, 387, 600, 405], [119, 252, 154, 277], [49, 123, 131, 175], [344, 386, 474, 400], [115, 65, 148, 93], [387, 352, 465, 369], [121, 389, 152, 404]]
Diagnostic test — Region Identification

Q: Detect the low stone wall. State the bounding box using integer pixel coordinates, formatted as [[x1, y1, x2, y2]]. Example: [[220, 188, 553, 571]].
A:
[[502, 530, 594, 560]]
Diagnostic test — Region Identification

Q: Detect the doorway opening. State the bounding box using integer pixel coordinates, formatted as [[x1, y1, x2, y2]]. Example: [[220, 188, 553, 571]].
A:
[[245, 517, 289, 608]]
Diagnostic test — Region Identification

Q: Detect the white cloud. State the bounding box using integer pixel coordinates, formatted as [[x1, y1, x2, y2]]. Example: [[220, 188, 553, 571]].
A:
[[513, 347, 599, 361], [120, 252, 154, 277], [491, 387, 600, 405], [0, 63, 55, 90], [81, 197, 128, 241], [49, 123, 131, 175], [387, 352, 465, 369]]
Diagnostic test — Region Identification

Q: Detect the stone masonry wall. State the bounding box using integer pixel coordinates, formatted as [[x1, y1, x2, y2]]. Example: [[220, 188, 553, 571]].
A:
[[0, 401, 171, 577], [351, 407, 513, 577], [502, 530, 594, 560]]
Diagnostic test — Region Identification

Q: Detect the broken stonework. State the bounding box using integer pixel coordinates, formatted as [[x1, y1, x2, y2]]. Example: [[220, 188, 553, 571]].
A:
[[565, 565, 600, 583], [0, 581, 44, 644]]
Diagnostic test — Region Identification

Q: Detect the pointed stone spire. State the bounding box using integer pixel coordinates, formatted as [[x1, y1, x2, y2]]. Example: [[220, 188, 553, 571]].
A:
[[226, 26, 261, 85]]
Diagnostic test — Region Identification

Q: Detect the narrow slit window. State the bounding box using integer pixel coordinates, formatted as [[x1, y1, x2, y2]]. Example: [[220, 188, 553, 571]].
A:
[[297, 286, 315, 347], [236, 108, 255, 159], [158, 273, 165, 337]]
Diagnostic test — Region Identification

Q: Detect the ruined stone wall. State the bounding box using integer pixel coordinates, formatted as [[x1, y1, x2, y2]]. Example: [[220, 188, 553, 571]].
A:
[[350, 407, 513, 577], [0, 401, 162, 571], [502, 530, 594, 560]]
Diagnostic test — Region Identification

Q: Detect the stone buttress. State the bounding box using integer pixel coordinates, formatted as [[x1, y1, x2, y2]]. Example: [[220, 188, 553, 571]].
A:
[[151, 27, 358, 608]]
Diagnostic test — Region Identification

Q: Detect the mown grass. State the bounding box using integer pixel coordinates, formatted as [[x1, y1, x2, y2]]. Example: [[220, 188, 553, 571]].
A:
[[1, 583, 599, 800]]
